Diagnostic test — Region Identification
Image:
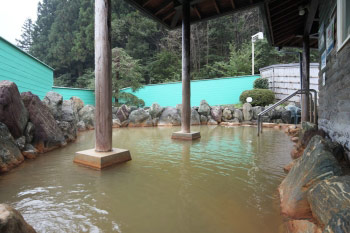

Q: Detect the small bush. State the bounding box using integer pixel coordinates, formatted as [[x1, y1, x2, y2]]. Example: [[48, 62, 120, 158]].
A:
[[253, 78, 269, 89], [118, 92, 145, 107], [239, 89, 275, 106]]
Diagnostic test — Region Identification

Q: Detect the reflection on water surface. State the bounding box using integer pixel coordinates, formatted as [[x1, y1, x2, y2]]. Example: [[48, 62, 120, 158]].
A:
[[0, 126, 292, 233]]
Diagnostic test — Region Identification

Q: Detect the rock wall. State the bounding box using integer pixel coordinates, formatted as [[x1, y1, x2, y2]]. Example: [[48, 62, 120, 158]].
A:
[[280, 122, 350, 233], [318, 0, 350, 151]]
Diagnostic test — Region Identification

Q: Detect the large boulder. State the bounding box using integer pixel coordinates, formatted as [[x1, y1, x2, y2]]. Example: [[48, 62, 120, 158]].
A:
[[0, 81, 28, 138], [198, 100, 211, 116], [200, 115, 208, 125], [57, 121, 77, 142], [0, 204, 36, 233], [308, 176, 350, 230], [233, 109, 243, 122], [24, 122, 35, 143], [279, 135, 343, 219], [42, 91, 63, 120], [222, 108, 232, 121], [210, 106, 222, 123], [323, 209, 350, 233], [70, 96, 84, 113], [243, 103, 253, 121], [21, 92, 66, 153], [191, 108, 200, 125], [61, 100, 79, 123], [158, 107, 181, 126], [281, 110, 292, 124], [286, 220, 322, 233], [149, 103, 164, 118], [0, 123, 24, 173], [116, 104, 129, 122], [78, 105, 95, 130], [128, 109, 153, 127]]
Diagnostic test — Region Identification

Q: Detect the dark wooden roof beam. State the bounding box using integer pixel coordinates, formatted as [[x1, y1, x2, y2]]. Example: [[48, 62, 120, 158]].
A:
[[230, 0, 235, 9], [154, 0, 173, 16], [273, 17, 303, 31], [142, 0, 153, 7], [270, 1, 302, 17], [304, 0, 319, 36], [193, 6, 202, 19], [162, 10, 176, 21], [171, 8, 182, 27], [213, 0, 221, 14]]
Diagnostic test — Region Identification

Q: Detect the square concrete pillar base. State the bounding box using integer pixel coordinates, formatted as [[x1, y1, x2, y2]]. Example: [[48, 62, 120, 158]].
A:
[[74, 148, 131, 170], [171, 131, 201, 140]]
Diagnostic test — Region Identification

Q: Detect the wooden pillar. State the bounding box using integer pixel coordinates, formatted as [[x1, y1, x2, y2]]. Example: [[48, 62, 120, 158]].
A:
[[95, 0, 112, 152], [301, 34, 310, 122], [181, 0, 191, 133]]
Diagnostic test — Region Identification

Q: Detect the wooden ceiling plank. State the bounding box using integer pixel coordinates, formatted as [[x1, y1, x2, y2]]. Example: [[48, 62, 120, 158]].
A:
[[270, 1, 302, 17], [154, 0, 173, 16]]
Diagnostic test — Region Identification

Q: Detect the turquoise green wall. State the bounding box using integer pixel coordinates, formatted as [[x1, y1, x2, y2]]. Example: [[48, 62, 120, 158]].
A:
[[0, 37, 53, 99], [122, 75, 259, 107], [52, 87, 95, 106]]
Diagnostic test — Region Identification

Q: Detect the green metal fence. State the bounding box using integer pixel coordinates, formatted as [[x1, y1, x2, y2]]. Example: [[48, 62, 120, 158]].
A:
[[0, 36, 53, 99], [121, 75, 259, 107], [52, 86, 95, 106]]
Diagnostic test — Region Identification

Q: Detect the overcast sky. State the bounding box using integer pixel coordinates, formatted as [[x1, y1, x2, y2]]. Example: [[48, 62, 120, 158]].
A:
[[0, 0, 41, 44]]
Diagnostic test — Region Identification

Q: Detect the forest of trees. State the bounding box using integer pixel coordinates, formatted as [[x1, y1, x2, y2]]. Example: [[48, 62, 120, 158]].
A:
[[16, 0, 316, 102]]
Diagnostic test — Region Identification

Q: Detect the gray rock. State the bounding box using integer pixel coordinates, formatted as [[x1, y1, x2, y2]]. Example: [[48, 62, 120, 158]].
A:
[[21, 92, 66, 153], [0, 204, 36, 233], [281, 110, 292, 124], [112, 119, 121, 128], [308, 176, 350, 228], [57, 121, 77, 142], [252, 106, 264, 120], [176, 104, 182, 113], [0, 123, 24, 173], [200, 115, 208, 124], [121, 120, 129, 127], [77, 121, 86, 131], [43, 91, 63, 120], [193, 106, 199, 111], [22, 144, 38, 159], [243, 103, 253, 121], [210, 106, 222, 123], [15, 136, 26, 150], [129, 109, 152, 127], [208, 116, 218, 125], [158, 107, 181, 126], [279, 135, 343, 219], [222, 108, 232, 121], [116, 104, 129, 122], [112, 114, 117, 119], [70, 96, 84, 113], [61, 100, 79, 123], [78, 105, 95, 130], [129, 106, 138, 112], [233, 109, 243, 122], [149, 103, 164, 118], [0, 81, 28, 138], [323, 209, 350, 233], [112, 106, 119, 115], [198, 100, 211, 116], [191, 108, 200, 125], [152, 117, 159, 126], [24, 122, 35, 143]]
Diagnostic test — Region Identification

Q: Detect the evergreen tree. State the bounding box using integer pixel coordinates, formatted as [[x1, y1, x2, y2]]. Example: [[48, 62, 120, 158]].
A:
[[16, 18, 34, 52]]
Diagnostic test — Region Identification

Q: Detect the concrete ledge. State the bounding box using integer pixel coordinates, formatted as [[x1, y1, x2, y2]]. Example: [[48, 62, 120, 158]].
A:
[[74, 148, 131, 170], [171, 131, 201, 140]]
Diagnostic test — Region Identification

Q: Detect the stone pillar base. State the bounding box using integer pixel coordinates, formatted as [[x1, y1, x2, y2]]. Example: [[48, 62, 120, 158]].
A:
[[171, 131, 201, 140], [74, 148, 131, 170]]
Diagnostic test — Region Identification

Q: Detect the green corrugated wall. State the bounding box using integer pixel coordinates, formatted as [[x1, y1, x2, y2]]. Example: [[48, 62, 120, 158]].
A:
[[0, 37, 54, 99], [122, 75, 259, 107], [52, 87, 95, 106]]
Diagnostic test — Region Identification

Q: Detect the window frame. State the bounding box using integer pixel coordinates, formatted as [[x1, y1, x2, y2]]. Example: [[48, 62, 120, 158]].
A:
[[337, 0, 350, 51]]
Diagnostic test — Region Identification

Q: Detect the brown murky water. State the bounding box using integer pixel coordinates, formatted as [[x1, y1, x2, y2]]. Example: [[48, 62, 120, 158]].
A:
[[0, 126, 293, 233]]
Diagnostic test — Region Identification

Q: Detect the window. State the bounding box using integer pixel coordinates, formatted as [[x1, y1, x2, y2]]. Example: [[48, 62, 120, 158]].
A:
[[337, 0, 350, 50]]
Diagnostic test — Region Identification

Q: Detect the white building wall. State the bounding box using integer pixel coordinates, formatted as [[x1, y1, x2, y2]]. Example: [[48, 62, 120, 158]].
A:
[[259, 63, 319, 103]]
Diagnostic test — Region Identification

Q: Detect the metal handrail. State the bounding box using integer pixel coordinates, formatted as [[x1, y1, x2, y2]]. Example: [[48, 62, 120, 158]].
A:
[[257, 89, 317, 136]]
